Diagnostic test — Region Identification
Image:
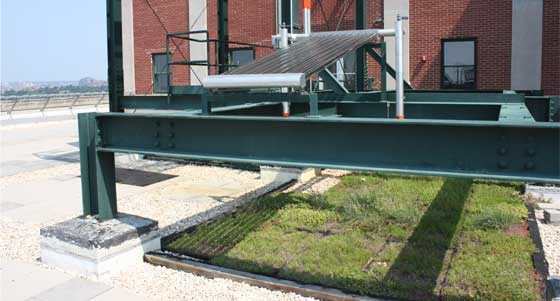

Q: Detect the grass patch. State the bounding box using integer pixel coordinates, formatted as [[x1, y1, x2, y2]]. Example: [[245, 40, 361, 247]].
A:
[[164, 174, 539, 300]]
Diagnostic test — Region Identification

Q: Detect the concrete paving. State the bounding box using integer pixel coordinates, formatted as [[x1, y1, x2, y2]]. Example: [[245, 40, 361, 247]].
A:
[[0, 119, 156, 300], [1, 120, 79, 177]]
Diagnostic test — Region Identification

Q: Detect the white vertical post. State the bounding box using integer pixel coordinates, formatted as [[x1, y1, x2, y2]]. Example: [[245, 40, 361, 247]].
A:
[[395, 14, 405, 119], [303, 0, 312, 35], [280, 27, 290, 117], [189, 0, 208, 85]]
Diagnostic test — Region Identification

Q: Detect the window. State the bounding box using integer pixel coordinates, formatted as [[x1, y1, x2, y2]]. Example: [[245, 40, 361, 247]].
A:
[[230, 48, 255, 67], [441, 39, 476, 89], [152, 53, 169, 94]]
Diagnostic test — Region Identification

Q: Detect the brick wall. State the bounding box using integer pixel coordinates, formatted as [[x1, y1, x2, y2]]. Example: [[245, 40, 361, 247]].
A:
[[133, 0, 189, 94], [542, 0, 560, 95], [409, 0, 513, 90], [133, 0, 557, 93]]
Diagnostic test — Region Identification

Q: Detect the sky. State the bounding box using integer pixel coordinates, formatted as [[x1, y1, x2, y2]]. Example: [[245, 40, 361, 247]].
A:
[[1, 0, 107, 82]]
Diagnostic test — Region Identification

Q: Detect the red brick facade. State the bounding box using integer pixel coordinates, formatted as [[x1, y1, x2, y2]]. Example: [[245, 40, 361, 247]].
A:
[[133, 0, 189, 94], [132, 0, 558, 95], [409, 0, 512, 90]]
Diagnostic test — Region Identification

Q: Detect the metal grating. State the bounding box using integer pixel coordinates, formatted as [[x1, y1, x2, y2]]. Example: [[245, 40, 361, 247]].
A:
[[225, 29, 381, 77]]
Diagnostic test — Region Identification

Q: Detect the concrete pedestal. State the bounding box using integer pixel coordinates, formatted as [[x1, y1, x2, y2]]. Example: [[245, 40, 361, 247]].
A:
[[40, 214, 160, 279], [548, 276, 560, 301], [260, 166, 321, 183]]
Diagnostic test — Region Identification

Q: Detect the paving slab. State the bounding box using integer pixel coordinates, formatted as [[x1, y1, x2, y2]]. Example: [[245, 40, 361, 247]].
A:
[[28, 277, 111, 301], [1, 261, 73, 300], [91, 287, 150, 301]]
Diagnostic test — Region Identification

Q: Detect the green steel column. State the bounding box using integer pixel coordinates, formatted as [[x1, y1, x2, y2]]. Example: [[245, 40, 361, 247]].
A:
[[355, 0, 367, 92], [78, 113, 98, 216], [106, 0, 124, 112], [96, 151, 117, 220], [78, 113, 118, 220], [309, 94, 319, 116], [217, 0, 229, 74], [380, 43, 387, 101]]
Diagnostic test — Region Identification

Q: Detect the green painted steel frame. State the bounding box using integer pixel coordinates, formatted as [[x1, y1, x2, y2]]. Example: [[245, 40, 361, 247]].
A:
[[80, 111, 560, 219]]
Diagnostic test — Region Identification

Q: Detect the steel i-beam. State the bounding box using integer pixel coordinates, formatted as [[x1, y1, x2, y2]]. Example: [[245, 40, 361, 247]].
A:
[[78, 111, 560, 220]]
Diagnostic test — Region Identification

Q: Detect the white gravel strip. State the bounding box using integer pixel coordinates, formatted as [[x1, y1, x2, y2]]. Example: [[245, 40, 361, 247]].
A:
[[285, 169, 350, 194], [0, 163, 316, 301], [535, 210, 560, 275]]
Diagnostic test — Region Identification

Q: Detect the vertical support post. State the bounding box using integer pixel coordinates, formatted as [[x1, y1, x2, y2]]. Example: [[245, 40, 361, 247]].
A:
[[309, 93, 318, 116], [355, 0, 367, 92], [380, 42, 387, 101], [79, 113, 98, 216], [106, 0, 124, 112], [395, 14, 405, 119], [217, 0, 229, 74], [96, 151, 117, 221], [201, 92, 212, 115], [78, 113, 118, 220], [303, 0, 312, 35]]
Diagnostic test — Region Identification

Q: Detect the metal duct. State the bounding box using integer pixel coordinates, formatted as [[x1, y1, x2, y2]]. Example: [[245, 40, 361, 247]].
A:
[[202, 73, 306, 89]]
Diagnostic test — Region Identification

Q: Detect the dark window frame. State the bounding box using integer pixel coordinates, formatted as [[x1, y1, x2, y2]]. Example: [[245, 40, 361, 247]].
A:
[[441, 38, 477, 90], [152, 53, 169, 94], [229, 47, 255, 67]]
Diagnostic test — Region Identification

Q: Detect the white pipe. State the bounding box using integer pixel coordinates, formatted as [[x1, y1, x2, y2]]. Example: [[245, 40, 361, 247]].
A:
[[377, 29, 396, 37], [395, 14, 405, 119], [203, 73, 306, 89], [280, 28, 289, 49], [289, 0, 293, 34], [281, 100, 290, 117], [303, 0, 311, 35], [276, 0, 282, 35]]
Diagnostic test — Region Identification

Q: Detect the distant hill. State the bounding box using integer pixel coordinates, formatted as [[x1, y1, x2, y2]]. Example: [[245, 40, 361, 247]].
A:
[[78, 77, 106, 87]]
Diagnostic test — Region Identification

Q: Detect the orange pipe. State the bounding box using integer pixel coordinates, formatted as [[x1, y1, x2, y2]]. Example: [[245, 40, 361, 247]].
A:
[[304, 0, 312, 9]]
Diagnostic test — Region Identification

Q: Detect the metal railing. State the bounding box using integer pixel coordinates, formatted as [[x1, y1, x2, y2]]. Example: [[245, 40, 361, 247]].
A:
[[0, 92, 109, 114]]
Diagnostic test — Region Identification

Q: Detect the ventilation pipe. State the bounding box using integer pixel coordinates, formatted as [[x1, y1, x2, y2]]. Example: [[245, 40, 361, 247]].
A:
[[303, 0, 312, 35], [395, 14, 405, 119]]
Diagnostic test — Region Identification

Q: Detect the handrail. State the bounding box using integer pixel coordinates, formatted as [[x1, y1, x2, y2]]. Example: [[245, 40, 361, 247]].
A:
[[1, 93, 109, 114]]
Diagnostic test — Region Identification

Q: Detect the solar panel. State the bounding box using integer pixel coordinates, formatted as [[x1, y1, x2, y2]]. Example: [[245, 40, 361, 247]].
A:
[[225, 29, 381, 77]]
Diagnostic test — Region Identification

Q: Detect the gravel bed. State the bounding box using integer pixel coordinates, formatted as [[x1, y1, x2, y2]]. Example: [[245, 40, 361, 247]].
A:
[[285, 169, 350, 194], [0, 162, 316, 301], [535, 210, 560, 275]]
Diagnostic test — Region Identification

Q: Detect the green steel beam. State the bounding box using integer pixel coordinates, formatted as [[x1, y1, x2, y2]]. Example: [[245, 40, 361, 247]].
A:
[[499, 103, 535, 122], [92, 113, 559, 184], [107, 0, 124, 112], [119, 91, 530, 112], [366, 47, 413, 90], [318, 69, 349, 94]]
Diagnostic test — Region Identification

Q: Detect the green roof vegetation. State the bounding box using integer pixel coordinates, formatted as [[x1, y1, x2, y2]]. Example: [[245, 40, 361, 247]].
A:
[[164, 173, 540, 300]]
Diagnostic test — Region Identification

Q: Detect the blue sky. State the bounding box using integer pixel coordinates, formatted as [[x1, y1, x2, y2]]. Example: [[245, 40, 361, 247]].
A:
[[1, 0, 107, 82]]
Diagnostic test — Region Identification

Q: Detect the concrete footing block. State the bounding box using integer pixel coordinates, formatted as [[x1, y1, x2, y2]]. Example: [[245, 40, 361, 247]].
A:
[[548, 276, 560, 301], [260, 166, 321, 183], [40, 213, 160, 280], [544, 208, 560, 225], [525, 184, 560, 204]]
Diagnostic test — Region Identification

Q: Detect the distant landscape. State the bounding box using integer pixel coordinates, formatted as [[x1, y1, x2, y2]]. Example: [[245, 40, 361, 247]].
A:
[[1, 77, 108, 97]]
